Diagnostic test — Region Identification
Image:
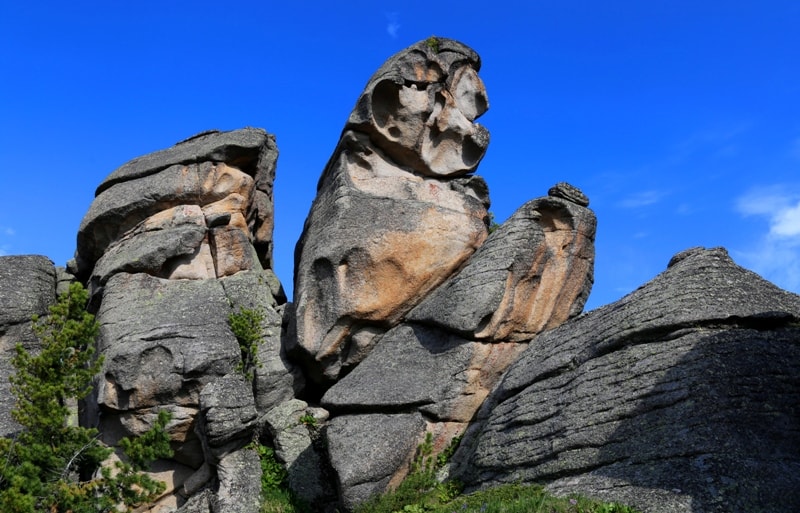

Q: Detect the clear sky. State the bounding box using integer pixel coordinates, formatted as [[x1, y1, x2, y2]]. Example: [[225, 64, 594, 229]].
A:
[[1, 1, 798, 311]]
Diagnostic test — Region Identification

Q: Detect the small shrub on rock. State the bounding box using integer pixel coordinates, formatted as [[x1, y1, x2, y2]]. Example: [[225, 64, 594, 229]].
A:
[[0, 282, 173, 513]]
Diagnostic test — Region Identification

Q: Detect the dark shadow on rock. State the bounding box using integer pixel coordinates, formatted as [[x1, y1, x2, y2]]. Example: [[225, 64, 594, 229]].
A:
[[450, 248, 800, 513], [547, 317, 800, 513]]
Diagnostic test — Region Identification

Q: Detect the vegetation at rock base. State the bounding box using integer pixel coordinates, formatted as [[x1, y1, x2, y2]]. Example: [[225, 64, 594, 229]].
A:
[[251, 441, 311, 513], [0, 282, 173, 513], [229, 306, 265, 380], [355, 432, 641, 513]]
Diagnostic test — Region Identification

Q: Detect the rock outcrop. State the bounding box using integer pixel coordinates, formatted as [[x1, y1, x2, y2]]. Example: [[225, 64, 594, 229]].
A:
[[289, 38, 493, 387], [451, 247, 800, 513], [288, 38, 597, 509], [72, 128, 302, 512], [5, 37, 796, 513], [0, 255, 58, 436]]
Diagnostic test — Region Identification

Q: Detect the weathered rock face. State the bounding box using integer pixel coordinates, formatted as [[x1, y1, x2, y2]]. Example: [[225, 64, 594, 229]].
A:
[[408, 182, 596, 341], [0, 255, 58, 436], [74, 128, 279, 286], [287, 38, 597, 509], [289, 38, 492, 386], [319, 184, 596, 507], [73, 129, 301, 512], [451, 247, 800, 513]]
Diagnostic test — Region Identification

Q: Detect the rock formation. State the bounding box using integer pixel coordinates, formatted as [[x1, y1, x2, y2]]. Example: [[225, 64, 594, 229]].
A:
[[2, 37, 796, 513], [289, 38, 493, 387], [450, 247, 800, 513], [289, 37, 597, 509], [71, 128, 302, 512]]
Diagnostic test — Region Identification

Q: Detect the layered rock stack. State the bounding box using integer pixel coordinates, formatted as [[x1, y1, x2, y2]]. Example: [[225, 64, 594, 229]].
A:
[[288, 37, 597, 509], [71, 129, 303, 512]]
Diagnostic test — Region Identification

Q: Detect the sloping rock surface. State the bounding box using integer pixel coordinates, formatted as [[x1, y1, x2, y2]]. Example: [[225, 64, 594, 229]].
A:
[[452, 247, 800, 513], [408, 183, 596, 341]]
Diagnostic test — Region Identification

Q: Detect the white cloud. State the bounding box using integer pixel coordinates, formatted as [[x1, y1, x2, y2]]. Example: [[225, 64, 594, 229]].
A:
[[736, 185, 800, 239], [3, 227, 14, 236], [385, 12, 400, 38], [617, 190, 666, 209], [734, 185, 800, 293], [772, 203, 800, 238]]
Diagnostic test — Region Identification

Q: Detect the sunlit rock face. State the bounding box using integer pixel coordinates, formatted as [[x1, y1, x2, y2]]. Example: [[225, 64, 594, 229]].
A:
[[75, 128, 278, 287], [408, 182, 597, 342], [289, 37, 598, 509], [290, 38, 492, 386], [73, 128, 301, 511]]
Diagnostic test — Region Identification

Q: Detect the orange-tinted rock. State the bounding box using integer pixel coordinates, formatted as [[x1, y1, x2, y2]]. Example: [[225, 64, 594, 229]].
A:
[[409, 185, 597, 342], [290, 39, 492, 385]]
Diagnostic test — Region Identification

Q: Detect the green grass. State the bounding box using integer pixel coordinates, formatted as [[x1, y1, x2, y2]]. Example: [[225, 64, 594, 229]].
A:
[[354, 482, 640, 513]]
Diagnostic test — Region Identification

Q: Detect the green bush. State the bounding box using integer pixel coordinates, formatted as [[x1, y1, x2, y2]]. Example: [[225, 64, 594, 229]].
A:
[[251, 442, 310, 513], [228, 306, 265, 380], [0, 282, 173, 513]]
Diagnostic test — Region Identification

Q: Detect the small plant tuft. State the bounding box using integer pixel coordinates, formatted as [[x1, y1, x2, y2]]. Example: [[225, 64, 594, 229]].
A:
[[299, 414, 317, 428], [250, 441, 311, 513], [425, 36, 440, 53], [228, 306, 265, 380]]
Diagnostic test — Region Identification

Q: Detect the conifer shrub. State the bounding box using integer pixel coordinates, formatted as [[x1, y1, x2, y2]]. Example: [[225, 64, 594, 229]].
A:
[[0, 282, 173, 512], [228, 306, 265, 380]]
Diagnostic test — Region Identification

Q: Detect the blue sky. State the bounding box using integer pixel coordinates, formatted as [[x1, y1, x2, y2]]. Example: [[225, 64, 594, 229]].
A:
[[1, 1, 798, 311]]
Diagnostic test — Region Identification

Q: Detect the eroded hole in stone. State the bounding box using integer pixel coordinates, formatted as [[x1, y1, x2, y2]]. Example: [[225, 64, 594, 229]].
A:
[[372, 80, 401, 129], [461, 133, 484, 169]]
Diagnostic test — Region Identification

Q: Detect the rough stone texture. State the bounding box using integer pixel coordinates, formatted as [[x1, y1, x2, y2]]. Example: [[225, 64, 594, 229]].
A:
[[93, 273, 239, 412], [322, 324, 523, 423], [75, 128, 278, 281], [0, 255, 57, 436], [408, 188, 596, 341], [290, 38, 492, 385], [215, 448, 262, 513], [175, 490, 212, 513], [220, 271, 303, 413], [262, 399, 334, 508], [198, 375, 258, 462], [72, 128, 295, 510], [452, 247, 800, 513], [326, 413, 426, 511]]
